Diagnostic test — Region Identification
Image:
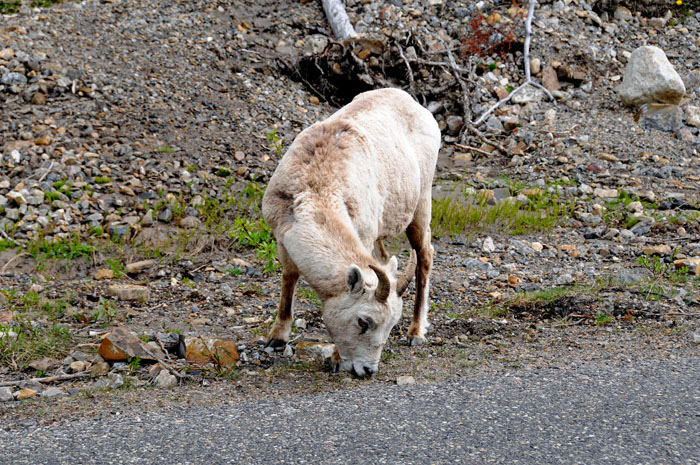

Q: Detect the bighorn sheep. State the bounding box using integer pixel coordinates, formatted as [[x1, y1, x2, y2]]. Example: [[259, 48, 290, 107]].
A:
[[262, 88, 440, 377]]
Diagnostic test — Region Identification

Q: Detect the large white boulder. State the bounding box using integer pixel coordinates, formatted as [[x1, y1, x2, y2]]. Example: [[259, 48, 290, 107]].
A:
[[618, 46, 685, 107]]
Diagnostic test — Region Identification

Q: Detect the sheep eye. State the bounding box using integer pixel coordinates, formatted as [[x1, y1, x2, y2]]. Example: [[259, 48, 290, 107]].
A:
[[358, 317, 369, 334]]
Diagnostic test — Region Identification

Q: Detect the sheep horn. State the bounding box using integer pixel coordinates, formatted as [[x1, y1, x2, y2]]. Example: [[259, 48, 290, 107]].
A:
[[396, 250, 417, 297], [369, 263, 391, 303]]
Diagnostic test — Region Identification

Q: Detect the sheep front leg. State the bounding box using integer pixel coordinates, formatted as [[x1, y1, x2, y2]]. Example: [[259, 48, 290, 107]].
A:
[[406, 206, 433, 346], [266, 245, 299, 348]]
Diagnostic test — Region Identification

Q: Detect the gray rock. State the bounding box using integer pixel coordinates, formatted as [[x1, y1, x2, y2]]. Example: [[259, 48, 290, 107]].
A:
[[0, 387, 13, 402], [141, 210, 154, 226], [463, 258, 493, 272], [618, 46, 685, 107], [158, 207, 173, 223], [108, 373, 124, 389], [686, 106, 700, 128], [154, 370, 178, 389], [86, 212, 104, 225], [637, 104, 683, 132], [482, 237, 495, 253], [1, 72, 27, 86], [42, 387, 68, 399], [511, 86, 544, 104]]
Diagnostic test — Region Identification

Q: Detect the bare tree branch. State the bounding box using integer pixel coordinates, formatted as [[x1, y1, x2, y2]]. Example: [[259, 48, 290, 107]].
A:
[[472, 0, 555, 127], [321, 0, 357, 40]]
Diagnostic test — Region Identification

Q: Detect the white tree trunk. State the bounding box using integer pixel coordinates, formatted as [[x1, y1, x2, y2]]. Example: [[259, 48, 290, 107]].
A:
[[321, 0, 357, 40]]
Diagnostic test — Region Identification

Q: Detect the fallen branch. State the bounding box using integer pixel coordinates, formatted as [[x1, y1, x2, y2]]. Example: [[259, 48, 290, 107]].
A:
[[453, 143, 496, 158], [0, 372, 89, 388], [471, 0, 555, 127]]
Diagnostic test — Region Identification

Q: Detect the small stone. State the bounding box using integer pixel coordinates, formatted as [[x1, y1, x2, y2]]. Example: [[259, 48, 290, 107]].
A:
[[636, 103, 683, 132], [686, 106, 700, 128], [141, 210, 153, 226], [234, 151, 246, 161], [108, 373, 124, 389], [125, 259, 156, 274], [308, 95, 320, 105], [594, 188, 618, 199], [16, 388, 38, 401], [90, 361, 110, 377], [98, 326, 163, 362], [154, 370, 178, 389], [642, 245, 672, 256], [529, 57, 541, 75], [106, 284, 150, 301], [674, 258, 700, 275], [295, 341, 336, 363], [68, 360, 86, 373], [95, 268, 114, 280], [482, 237, 495, 253], [92, 378, 112, 389], [598, 152, 618, 162], [0, 387, 13, 402], [531, 242, 543, 252], [396, 375, 416, 386], [157, 208, 173, 223], [34, 135, 52, 146], [179, 216, 201, 229], [42, 387, 68, 399], [541, 66, 560, 93], [511, 86, 544, 104], [29, 357, 56, 372], [445, 115, 464, 136]]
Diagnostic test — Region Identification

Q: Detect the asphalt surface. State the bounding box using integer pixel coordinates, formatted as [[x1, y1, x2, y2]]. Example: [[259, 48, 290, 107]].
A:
[[1, 358, 699, 465]]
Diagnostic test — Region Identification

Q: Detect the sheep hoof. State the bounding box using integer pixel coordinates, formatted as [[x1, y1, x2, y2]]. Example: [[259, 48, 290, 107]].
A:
[[409, 336, 426, 347]]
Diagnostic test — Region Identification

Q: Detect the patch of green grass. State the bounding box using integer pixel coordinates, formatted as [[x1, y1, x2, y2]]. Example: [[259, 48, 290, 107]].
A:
[[91, 297, 118, 326], [0, 320, 72, 371], [431, 184, 572, 239], [0, 1, 20, 14], [266, 129, 283, 157], [156, 145, 176, 153], [0, 238, 17, 251], [595, 314, 612, 326], [94, 176, 112, 184], [45, 191, 60, 202], [105, 258, 125, 278], [297, 287, 321, 306], [27, 235, 94, 262]]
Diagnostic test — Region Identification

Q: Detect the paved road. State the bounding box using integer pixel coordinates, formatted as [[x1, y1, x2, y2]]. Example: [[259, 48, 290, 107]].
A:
[[2, 358, 699, 465]]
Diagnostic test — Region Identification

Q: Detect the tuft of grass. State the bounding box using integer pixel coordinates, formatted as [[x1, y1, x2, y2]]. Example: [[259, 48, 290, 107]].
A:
[[0, 321, 72, 371], [156, 145, 176, 153], [27, 235, 94, 262], [297, 287, 321, 306], [91, 297, 118, 326], [104, 258, 126, 278], [94, 176, 112, 184], [0, 238, 17, 251], [431, 184, 572, 239]]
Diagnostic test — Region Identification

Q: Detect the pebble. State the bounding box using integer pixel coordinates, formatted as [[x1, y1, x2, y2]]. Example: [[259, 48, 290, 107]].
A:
[[154, 370, 178, 389], [396, 375, 416, 386], [0, 387, 13, 402]]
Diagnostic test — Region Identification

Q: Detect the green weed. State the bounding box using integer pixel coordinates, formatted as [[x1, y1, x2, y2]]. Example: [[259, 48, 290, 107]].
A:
[[297, 287, 321, 306], [0, 320, 72, 371]]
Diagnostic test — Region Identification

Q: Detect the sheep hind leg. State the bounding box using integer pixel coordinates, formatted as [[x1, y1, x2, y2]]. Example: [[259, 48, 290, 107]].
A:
[[266, 244, 299, 349], [405, 207, 434, 346]]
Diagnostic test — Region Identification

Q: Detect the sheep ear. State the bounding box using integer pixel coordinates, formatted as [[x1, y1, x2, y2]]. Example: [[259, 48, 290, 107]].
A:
[[345, 265, 364, 294]]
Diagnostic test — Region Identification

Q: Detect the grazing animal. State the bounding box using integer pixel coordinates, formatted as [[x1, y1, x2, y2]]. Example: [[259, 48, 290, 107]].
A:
[[262, 88, 440, 377]]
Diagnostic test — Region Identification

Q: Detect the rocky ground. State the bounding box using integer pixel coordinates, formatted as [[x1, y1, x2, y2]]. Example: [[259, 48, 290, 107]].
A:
[[1, 0, 700, 428]]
